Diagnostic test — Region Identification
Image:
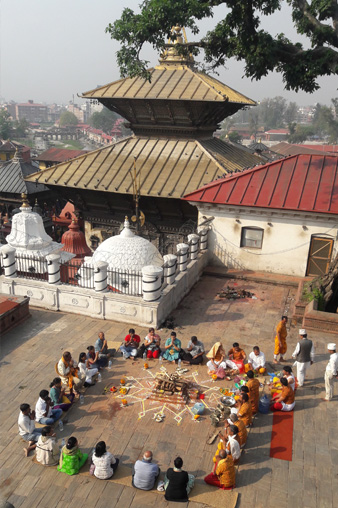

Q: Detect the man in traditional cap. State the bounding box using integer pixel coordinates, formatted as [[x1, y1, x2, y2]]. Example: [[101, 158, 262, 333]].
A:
[[323, 343, 338, 402], [291, 329, 315, 387]]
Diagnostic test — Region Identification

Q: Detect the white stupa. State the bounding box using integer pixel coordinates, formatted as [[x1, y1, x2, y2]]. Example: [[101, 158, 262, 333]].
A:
[[92, 217, 163, 270], [5, 194, 74, 271], [79, 216, 163, 294]]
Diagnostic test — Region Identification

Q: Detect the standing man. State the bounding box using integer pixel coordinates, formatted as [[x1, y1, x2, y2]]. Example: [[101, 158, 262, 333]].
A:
[[95, 332, 115, 365], [274, 315, 288, 364], [323, 343, 338, 402], [292, 329, 315, 387]]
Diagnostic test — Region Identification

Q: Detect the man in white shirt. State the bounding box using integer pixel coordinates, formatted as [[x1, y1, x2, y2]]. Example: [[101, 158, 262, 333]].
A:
[[292, 329, 315, 387], [323, 343, 338, 402], [18, 403, 43, 456], [35, 390, 63, 425], [248, 346, 266, 374], [225, 425, 241, 463]]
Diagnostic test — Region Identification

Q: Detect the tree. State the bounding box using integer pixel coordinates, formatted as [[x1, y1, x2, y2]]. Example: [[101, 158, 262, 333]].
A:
[[0, 108, 12, 139], [228, 131, 243, 144], [284, 102, 298, 125], [313, 101, 338, 141], [13, 118, 29, 138], [88, 107, 119, 134], [106, 1, 338, 93], [259, 97, 287, 130], [59, 111, 78, 127], [249, 111, 260, 141], [288, 124, 315, 143]]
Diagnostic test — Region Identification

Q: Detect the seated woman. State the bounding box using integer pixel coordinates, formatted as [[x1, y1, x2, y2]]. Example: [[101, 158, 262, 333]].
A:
[[35, 426, 59, 466], [271, 377, 295, 412], [163, 332, 181, 362], [57, 351, 83, 395], [86, 346, 105, 370], [282, 365, 296, 392], [91, 441, 119, 479], [164, 456, 195, 502], [206, 342, 227, 373], [49, 377, 74, 411], [58, 436, 88, 475], [78, 352, 98, 386], [144, 328, 161, 359]]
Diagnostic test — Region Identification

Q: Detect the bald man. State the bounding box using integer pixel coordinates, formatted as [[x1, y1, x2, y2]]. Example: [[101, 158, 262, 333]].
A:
[[132, 451, 160, 490]]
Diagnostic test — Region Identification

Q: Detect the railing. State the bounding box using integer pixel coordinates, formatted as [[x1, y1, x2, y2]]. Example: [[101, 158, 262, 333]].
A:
[[107, 268, 143, 296], [16, 253, 48, 281]]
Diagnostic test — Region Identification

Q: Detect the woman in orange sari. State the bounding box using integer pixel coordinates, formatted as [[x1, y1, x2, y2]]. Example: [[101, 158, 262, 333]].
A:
[[274, 315, 288, 363], [57, 352, 83, 395]]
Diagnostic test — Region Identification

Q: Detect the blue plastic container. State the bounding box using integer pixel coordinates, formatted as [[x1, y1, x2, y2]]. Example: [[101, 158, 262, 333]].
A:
[[259, 394, 270, 414]]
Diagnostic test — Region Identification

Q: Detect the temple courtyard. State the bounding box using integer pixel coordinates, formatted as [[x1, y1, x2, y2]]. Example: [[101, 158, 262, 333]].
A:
[[0, 274, 336, 508]]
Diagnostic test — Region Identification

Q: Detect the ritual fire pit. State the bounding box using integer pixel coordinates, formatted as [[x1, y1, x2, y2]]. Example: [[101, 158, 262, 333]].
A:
[[150, 372, 192, 405]]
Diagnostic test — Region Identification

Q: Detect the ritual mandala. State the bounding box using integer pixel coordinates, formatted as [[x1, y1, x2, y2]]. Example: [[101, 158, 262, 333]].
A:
[[106, 367, 224, 425]]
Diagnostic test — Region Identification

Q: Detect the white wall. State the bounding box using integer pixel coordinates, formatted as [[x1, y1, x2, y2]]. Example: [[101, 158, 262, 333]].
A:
[[199, 206, 338, 277]]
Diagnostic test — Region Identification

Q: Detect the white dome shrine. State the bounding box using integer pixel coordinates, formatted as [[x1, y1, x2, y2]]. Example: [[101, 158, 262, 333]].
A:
[[92, 217, 163, 271], [5, 196, 74, 264]]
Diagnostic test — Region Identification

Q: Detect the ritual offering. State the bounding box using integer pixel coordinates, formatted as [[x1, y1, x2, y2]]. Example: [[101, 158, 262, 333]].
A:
[[120, 378, 126, 385], [121, 398, 128, 406], [119, 387, 127, 395], [212, 374, 218, 381], [110, 386, 117, 393], [144, 362, 149, 369]]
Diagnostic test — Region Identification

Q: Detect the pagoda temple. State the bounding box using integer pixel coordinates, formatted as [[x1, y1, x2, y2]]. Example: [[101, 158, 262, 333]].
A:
[[26, 27, 263, 253]]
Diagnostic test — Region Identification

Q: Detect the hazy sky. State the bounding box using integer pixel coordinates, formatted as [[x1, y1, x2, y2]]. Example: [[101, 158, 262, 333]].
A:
[[1, 0, 337, 107]]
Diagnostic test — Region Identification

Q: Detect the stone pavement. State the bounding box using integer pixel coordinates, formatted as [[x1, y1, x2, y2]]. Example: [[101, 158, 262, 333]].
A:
[[0, 274, 337, 508]]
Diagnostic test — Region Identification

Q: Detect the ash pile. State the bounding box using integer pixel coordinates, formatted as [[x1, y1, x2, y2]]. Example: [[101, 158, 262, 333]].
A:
[[217, 285, 255, 299]]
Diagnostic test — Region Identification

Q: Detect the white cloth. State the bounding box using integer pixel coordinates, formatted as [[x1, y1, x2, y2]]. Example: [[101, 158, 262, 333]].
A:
[[294, 361, 311, 387], [35, 397, 52, 421], [35, 435, 59, 466], [92, 451, 116, 479], [78, 362, 98, 384], [18, 412, 35, 436], [207, 359, 227, 371], [280, 401, 295, 411], [248, 351, 266, 370], [57, 358, 70, 385], [227, 435, 241, 461], [325, 352, 338, 375], [324, 352, 338, 400], [292, 342, 315, 361], [285, 373, 295, 391]]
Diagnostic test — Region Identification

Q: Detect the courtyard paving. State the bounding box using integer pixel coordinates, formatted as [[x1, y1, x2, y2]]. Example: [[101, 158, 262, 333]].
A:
[[0, 274, 337, 508]]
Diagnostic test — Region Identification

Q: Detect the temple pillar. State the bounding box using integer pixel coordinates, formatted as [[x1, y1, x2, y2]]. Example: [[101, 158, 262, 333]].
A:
[[46, 253, 61, 285], [0, 245, 17, 278], [94, 260, 108, 292], [142, 265, 163, 301], [198, 227, 209, 251], [188, 233, 200, 260], [176, 243, 189, 272], [163, 254, 177, 285]]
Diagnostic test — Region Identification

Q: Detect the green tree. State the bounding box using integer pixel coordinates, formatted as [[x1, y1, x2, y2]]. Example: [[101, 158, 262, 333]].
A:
[[228, 131, 243, 144], [59, 111, 78, 127], [313, 101, 338, 141], [13, 118, 29, 138], [259, 96, 287, 130], [249, 110, 260, 141], [0, 108, 12, 139], [284, 102, 298, 125], [106, 1, 338, 93], [88, 107, 119, 134], [288, 124, 315, 143]]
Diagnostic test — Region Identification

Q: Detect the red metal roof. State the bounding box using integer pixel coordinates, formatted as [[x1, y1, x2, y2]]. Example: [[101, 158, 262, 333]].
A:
[[184, 154, 338, 215], [36, 148, 88, 162]]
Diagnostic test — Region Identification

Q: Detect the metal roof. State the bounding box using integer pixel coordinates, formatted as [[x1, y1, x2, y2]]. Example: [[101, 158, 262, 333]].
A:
[[24, 136, 262, 199], [184, 154, 338, 215], [0, 159, 48, 194], [82, 66, 255, 105], [272, 142, 336, 157], [35, 148, 88, 163]]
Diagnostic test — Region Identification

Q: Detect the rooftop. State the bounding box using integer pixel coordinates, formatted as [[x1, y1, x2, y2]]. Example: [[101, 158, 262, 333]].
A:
[[35, 148, 88, 163], [184, 154, 338, 215], [24, 136, 262, 199]]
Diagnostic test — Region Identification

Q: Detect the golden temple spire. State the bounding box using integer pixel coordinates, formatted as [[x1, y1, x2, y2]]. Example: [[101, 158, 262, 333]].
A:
[[21, 193, 30, 208], [158, 26, 194, 66]]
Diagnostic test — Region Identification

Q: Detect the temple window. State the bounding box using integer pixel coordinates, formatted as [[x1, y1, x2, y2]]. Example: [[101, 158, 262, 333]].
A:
[[240, 227, 264, 249]]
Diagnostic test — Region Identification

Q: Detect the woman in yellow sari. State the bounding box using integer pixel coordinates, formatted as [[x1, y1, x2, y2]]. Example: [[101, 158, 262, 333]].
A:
[[274, 315, 288, 363]]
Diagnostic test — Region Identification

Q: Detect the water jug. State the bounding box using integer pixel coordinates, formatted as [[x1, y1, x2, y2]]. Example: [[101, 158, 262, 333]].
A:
[[259, 394, 270, 414]]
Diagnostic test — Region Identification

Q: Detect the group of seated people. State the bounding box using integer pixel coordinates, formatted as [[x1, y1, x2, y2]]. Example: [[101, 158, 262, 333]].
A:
[[18, 326, 296, 496], [120, 327, 205, 365], [18, 332, 114, 457]]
